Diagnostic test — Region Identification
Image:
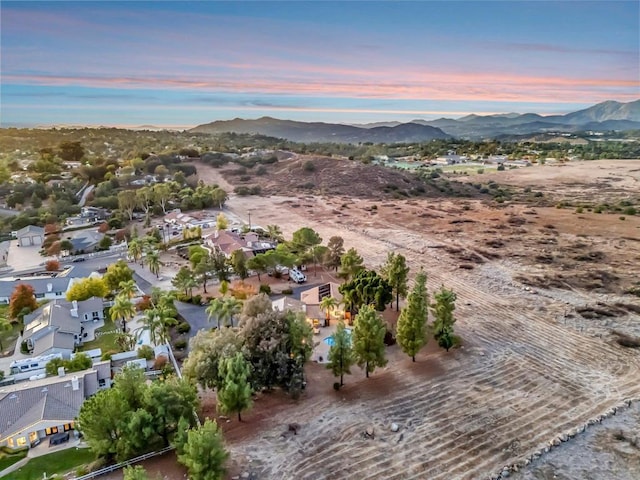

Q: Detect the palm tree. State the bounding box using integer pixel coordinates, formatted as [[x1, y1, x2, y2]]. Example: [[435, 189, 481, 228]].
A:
[[266, 224, 284, 243], [319, 296, 338, 328], [110, 294, 136, 333], [140, 306, 176, 345], [0, 316, 13, 353], [206, 297, 242, 329], [146, 250, 161, 278], [128, 238, 143, 265], [118, 279, 137, 299], [340, 290, 356, 326]]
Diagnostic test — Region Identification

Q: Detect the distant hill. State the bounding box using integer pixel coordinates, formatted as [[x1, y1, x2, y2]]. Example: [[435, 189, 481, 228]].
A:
[[190, 117, 451, 143], [190, 100, 640, 142]]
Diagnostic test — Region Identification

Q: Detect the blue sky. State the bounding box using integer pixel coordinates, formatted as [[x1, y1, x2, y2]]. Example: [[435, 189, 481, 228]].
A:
[[1, 1, 638, 127]]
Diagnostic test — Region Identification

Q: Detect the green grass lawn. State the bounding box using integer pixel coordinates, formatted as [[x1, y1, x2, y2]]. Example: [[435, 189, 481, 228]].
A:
[[79, 319, 120, 354], [10, 447, 96, 480], [0, 305, 22, 358], [0, 449, 27, 472]]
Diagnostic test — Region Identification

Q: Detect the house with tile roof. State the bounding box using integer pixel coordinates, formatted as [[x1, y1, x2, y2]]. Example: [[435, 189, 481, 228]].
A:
[[0, 362, 111, 450], [204, 230, 276, 258], [22, 297, 105, 358]]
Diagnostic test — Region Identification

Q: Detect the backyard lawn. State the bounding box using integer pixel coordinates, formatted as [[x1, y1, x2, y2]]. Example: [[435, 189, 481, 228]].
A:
[[79, 319, 120, 355], [10, 447, 96, 480], [0, 449, 27, 471], [0, 305, 22, 358]]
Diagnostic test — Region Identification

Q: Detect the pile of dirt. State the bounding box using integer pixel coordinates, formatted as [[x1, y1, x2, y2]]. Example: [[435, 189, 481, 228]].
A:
[[220, 155, 480, 199]]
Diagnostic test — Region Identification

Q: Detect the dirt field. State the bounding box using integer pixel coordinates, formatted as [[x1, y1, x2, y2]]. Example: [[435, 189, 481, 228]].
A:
[[153, 159, 640, 480]]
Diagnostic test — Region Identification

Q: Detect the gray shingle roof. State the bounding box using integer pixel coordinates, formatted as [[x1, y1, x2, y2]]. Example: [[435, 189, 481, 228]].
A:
[[0, 371, 96, 440], [16, 225, 45, 238], [0, 277, 72, 300]]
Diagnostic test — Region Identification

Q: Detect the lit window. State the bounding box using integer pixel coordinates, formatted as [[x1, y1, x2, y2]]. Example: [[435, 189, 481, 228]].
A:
[[16, 437, 27, 446]]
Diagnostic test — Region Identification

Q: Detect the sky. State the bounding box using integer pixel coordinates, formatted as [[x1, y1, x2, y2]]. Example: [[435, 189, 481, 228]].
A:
[[1, 1, 639, 128]]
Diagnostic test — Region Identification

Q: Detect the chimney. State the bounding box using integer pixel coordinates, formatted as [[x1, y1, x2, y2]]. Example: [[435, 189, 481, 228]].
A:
[[70, 300, 78, 318], [71, 376, 79, 391], [47, 283, 53, 292], [58, 367, 65, 377], [72, 300, 78, 310]]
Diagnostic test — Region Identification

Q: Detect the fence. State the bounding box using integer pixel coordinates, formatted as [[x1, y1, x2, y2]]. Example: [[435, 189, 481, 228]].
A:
[[74, 445, 175, 480]]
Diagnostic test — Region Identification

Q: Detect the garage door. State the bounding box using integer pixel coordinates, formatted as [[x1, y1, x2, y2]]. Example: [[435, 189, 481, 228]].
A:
[[19, 237, 31, 246], [32, 236, 42, 245]]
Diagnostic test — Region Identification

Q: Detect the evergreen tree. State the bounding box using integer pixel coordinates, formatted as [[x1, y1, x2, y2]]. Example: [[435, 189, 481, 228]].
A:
[[381, 252, 410, 311], [327, 321, 354, 386], [177, 419, 228, 480], [396, 271, 428, 361], [431, 286, 457, 352], [352, 305, 387, 378], [216, 352, 252, 421]]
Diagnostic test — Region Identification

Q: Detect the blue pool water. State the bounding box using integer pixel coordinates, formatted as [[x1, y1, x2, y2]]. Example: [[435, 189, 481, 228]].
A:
[[323, 328, 352, 347]]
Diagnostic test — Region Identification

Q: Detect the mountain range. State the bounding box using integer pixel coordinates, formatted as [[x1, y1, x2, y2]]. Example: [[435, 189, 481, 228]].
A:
[[190, 100, 640, 143]]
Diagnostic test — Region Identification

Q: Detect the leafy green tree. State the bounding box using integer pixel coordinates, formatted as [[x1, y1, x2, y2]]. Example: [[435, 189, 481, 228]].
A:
[[123, 465, 150, 480], [66, 277, 109, 301], [176, 419, 228, 480], [290, 227, 322, 256], [58, 141, 85, 162], [45, 353, 92, 375], [396, 271, 428, 361], [145, 377, 198, 446], [188, 245, 209, 269], [152, 183, 172, 214], [338, 247, 364, 280], [338, 269, 392, 313], [241, 309, 312, 394], [246, 254, 268, 281], [431, 286, 457, 352], [352, 305, 388, 378], [327, 321, 354, 387], [216, 213, 228, 231], [173, 266, 197, 298], [118, 190, 138, 221], [9, 284, 38, 320], [110, 294, 136, 332], [230, 249, 248, 279], [211, 251, 231, 283], [211, 187, 228, 209], [104, 260, 134, 292], [182, 328, 243, 391], [381, 252, 410, 311], [194, 254, 214, 294], [325, 236, 345, 271], [77, 386, 127, 461], [217, 352, 253, 421]]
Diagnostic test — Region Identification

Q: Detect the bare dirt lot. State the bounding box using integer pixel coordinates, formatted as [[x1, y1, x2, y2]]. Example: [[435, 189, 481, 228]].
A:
[[183, 159, 640, 480]]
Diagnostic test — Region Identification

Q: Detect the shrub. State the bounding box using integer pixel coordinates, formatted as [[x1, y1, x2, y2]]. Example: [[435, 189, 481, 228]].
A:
[[497, 165, 505, 171], [303, 160, 316, 172], [136, 295, 152, 311], [534, 192, 543, 198], [523, 186, 531, 193], [45, 259, 60, 271], [154, 356, 168, 370], [333, 382, 341, 391], [191, 294, 202, 305], [575, 206, 584, 214], [101, 351, 114, 361], [177, 322, 191, 334], [137, 345, 154, 360], [259, 284, 272, 295], [623, 206, 637, 216], [619, 216, 626, 221], [229, 280, 256, 300], [256, 165, 267, 176], [281, 288, 293, 295], [174, 338, 187, 350], [476, 168, 484, 174]]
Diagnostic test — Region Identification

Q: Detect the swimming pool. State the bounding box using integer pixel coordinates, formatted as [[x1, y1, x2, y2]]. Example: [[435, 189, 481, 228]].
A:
[[323, 328, 352, 347]]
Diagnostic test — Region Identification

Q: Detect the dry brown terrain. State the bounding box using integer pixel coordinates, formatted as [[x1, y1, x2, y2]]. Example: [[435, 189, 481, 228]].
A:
[[160, 159, 639, 480]]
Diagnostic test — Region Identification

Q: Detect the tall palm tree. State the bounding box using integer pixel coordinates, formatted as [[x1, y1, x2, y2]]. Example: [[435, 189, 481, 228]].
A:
[[146, 250, 161, 278], [266, 224, 284, 243], [110, 294, 136, 333], [128, 238, 143, 265], [0, 316, 13, 353], [319, 296, 338, 328], [118, 279, 137, 298], [140, 306, 176, 346], [206, 297, 242, 329]]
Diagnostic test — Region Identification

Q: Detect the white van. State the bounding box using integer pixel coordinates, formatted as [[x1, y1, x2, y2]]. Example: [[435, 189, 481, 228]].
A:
[[289, 268, 306, 284]]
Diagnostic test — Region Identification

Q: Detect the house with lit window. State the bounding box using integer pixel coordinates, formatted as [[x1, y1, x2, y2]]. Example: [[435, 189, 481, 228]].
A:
[[0, 277, 77, 305], [22, 297, 105, 358], [0, 361, 111, 450]]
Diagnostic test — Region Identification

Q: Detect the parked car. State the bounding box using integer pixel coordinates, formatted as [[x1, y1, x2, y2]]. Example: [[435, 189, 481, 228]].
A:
[[72, 257, 86, 262], [289, 268, 307, 284]]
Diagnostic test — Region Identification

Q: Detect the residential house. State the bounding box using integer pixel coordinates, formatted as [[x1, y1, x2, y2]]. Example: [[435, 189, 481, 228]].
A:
[[204, 230, 276, 258], [164, 210, 216, 229], [64, 229, 105, 254], [16, 225, 44, 247], [0, 277, 77, 304], [300, 282, 344, 327], [0, 362, 111, 450], [22, 297, 105, 358]]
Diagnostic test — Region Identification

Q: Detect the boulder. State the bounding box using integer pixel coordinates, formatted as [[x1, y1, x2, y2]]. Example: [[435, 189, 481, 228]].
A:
[[391, 423, 400, 432]]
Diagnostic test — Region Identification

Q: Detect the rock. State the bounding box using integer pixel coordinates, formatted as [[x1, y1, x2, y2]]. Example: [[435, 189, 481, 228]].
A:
[[365, 426, 375, 439], [241, 473, 250, 479], [288, 423, 300, 435], [396, 433, 404, 443], [502, 467, 511, 477], [391, 423, 400, 432], [561, 434, 568, 442], [553, 438, 561, 446]]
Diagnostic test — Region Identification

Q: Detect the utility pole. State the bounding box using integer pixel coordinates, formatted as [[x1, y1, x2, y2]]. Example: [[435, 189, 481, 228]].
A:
[[248, 210, 252, 230]]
